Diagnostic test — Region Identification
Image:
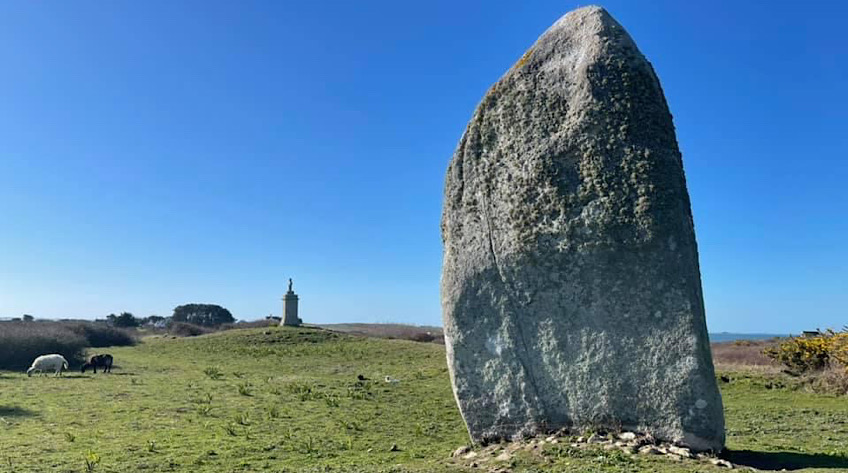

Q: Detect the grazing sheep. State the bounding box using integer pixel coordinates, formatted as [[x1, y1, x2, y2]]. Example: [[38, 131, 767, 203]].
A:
[[26, 354, 69, 377], [81, 354, 113, 374]]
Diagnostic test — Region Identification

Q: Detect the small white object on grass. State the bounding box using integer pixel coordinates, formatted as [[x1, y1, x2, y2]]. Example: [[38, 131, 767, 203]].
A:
[[384, 376, 399, 384]]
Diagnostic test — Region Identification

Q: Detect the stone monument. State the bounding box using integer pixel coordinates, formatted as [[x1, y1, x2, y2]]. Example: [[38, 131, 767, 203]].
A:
[[440, 6, 724, 451], [280, 278, 302, 326]]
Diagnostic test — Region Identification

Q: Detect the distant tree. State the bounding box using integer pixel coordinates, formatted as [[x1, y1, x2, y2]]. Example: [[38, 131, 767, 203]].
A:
[[172, 304, 234, 327], [107, 312, 139, 328], [22, 314, 34, 322]]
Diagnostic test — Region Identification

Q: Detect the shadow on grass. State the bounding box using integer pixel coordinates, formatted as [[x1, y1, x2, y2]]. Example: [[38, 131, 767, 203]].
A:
[[725, 449, 848, 470], [0, 406, 37, 417]]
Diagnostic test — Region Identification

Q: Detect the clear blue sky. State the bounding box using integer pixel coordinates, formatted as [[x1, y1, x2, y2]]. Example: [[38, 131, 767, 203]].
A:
[[0, 1, 845, 333]]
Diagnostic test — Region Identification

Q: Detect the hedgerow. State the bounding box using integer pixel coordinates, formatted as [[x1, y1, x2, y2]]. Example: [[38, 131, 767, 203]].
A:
[[0, 320, 136, 370]]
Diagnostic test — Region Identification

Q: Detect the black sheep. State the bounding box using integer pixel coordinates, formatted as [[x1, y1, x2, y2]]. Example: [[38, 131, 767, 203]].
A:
[[81, 354, 113, 374]]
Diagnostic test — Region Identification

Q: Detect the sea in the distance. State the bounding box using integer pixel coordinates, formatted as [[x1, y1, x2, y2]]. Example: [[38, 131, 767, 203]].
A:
[[708, 332, 786, 343]]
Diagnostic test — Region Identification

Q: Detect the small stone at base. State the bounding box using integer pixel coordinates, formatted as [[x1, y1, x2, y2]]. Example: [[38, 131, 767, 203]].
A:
[[710, 458, 734, 468], [452, 446, 471, 458]]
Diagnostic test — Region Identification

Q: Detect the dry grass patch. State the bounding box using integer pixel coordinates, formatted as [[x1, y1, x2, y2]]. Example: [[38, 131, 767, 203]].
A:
[[711, 339, 780, 367], [317, 323, 445, 344]]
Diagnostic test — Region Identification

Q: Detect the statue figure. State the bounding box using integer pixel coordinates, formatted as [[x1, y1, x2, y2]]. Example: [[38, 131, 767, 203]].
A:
[[288, 278, 293, 293]]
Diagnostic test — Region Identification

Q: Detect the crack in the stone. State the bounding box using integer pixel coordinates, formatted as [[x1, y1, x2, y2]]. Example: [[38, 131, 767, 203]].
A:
[[480, 192, 550, 437]]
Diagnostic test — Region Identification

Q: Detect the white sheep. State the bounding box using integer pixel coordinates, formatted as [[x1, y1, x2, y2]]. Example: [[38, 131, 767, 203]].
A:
[[26, 354, 69, 377]]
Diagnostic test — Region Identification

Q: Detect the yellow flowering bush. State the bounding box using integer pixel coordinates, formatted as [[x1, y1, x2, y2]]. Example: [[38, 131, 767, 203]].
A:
[[831, 332, 848, 367], [763, 329, 848, 374]]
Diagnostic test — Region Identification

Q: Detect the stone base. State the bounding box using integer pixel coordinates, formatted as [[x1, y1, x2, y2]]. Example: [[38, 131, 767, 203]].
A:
[[281, 292, 300, 326]]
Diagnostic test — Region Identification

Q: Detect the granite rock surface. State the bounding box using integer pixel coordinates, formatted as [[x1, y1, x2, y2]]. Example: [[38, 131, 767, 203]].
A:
[[440, 6, 724, 451]]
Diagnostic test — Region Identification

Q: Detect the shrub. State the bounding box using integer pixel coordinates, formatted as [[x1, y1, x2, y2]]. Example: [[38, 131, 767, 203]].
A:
[[62, 322, 136, 348], [831, 332, 848, 366], [0, 321, 88, 370], [806, 366, 848, 396], [0, 320, 137, 371], [408, 332, 436, 343], [220, 320, 275, 330], [764, 335, 831, 373], [764, 330, 848, 374], [169, 322, 211, 337]]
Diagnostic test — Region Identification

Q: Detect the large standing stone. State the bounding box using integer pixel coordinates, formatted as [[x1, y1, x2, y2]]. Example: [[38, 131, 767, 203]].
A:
[[440, 6, 724, 451]]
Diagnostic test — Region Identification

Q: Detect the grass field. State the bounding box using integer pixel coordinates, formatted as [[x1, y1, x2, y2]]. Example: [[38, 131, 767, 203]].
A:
[[2, 327, 848, 473]]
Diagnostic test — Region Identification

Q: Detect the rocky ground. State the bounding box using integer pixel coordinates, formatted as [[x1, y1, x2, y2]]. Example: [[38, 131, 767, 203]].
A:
[[450, 430, 738, 471]]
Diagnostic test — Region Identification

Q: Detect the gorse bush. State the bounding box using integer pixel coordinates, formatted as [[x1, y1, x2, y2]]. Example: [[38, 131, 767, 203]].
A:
[[831, 332, 848, 367], [764, 329, 848, 374], [764, 335, 831, 373], [0, 320, 136, 370]]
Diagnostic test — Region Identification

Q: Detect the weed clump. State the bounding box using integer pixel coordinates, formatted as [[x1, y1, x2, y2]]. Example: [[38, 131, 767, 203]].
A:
[[203, 367, 224, 380]]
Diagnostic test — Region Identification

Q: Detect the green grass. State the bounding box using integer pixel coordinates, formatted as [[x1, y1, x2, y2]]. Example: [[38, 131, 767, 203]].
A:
[[1, 327, 847, 472]]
